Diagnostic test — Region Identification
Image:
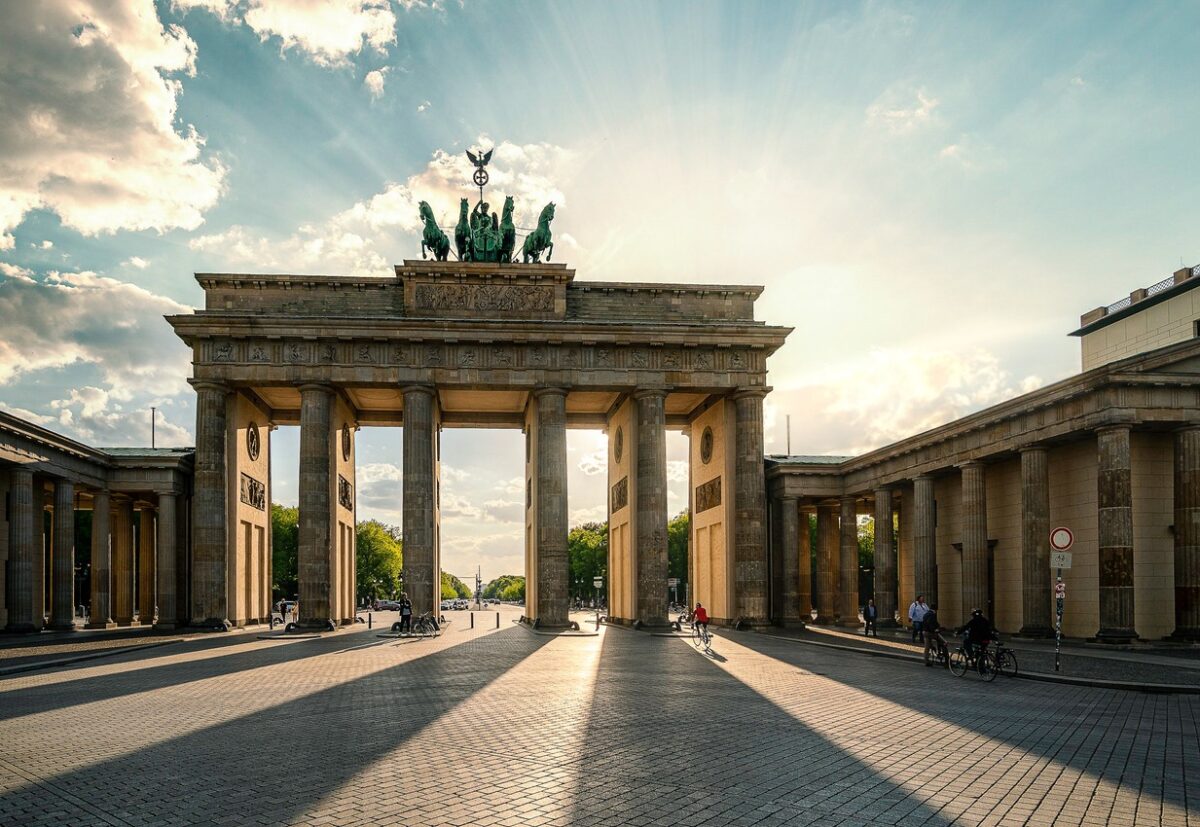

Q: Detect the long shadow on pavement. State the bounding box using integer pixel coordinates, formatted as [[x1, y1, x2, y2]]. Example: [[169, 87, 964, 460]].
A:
[[566, 628, 959, 827], [0, 626, 552, 826]]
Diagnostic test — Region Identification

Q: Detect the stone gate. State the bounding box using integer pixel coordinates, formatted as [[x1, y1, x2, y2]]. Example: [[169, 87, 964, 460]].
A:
[[168, 261, 791, 630]]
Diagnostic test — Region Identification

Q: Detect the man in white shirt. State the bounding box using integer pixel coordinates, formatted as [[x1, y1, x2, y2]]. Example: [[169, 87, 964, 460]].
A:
[[908, 595, 928, 643]]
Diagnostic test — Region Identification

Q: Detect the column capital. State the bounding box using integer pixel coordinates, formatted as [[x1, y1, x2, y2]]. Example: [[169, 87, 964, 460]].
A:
[[1095, 422, 1133, 436], [730, 387, 769, 402], [631, 387, 667, 401], [957, 459, 987, 470], [532, 386, 569, 399], [1174, 422, 1200, 435], [298, 382, 335, 395], [873, 485, 892, 495], [778, 495, 798, 504], [189, 379, 229, 394], [1019, 443, 1049, 454], [400, 383, 436, 399]]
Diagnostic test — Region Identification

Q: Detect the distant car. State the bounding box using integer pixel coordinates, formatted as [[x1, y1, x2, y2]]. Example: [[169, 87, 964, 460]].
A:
[[440, 601, 451, 611], [374, 600, 400, 611]]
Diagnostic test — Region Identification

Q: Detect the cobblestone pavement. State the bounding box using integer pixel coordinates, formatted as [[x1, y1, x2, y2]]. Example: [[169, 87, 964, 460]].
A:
[[0, 608, 1196, 827]]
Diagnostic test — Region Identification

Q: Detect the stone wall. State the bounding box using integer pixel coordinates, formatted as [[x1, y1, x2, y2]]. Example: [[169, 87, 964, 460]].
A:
[[1132, 431, 1174, 639], [1048, 441, 1099, 638], [987, 458, 1022, 633], [227, 394, 270, 626], [1082, 287, 1200, 371], [689, 399, 734, 622], [606, 399, 634, 622]]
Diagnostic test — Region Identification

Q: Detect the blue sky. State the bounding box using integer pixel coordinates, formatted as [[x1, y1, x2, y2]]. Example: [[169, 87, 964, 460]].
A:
[[1, 0, 1198, 581]]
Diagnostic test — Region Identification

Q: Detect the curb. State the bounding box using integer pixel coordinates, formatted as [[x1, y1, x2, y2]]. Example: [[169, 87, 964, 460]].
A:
[[0, 639, 183, 677], [515, 622, 599, 637], [752, 632, 1200, 694]]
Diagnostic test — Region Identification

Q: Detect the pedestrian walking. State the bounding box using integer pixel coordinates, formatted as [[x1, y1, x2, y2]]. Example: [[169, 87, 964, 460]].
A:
[[909, 595, 928, 643], [398, 593, 413, 635], [862, 599, 879, 637]]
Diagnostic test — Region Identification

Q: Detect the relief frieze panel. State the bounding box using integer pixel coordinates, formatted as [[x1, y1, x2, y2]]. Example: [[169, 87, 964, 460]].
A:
[[240, 472, 266, 511], [695, 477, 722, 514], [611, 476, 629, 512], [412, 283, 554, 315]]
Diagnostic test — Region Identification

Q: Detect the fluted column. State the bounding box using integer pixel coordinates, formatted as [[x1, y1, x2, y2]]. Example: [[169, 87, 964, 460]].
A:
[[1097, 425, 1136, 641], [733, 389, 769, 623], [191, 381, 230, 628], [961, 462, 988, 618], [1173, 426, 1200, 639], [814, 504, 838, 623], [777, 498, 802, 624], [49, 479, 76, 630], [86, 490, 115, 629], [913, 475, 936, 605], [298, 384, 334, 629], [837, 495, 859, 625], [154, 492, 178, 630], [112, 500, 135, 625], [5, 468, 36, 632], [138, 508, 156, 624], [874, 487, 897, 627], [1019, 447, 1052, 636], [402, 385, 438, 617], [798, 510, 812, 622], [536, 388, 570, 627], [632, 390, 668, 626]]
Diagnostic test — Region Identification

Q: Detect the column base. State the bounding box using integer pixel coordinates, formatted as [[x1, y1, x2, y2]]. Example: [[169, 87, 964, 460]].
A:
[[292, 619, 337, 633], [85, 620, 117, 630], [1016, 625, 1055, 639], [115, 620, 141, 628], [47, 621, 77, 632], [1167, 628, 1200, 642], [3, 622, 40, 634], [1093, 629, 1138, 644], [189, 618, 233, 632], [153, 621, 180, 632]]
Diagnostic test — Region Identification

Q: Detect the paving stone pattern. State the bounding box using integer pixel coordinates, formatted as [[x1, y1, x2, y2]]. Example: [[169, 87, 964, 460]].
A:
[[0, 610, 1196, 826]]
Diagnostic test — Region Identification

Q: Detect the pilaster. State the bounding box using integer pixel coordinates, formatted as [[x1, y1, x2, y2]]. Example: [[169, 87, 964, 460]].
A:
[[874, 488, 897, 627], [49, 479, 76, 630], [634, 389, 668, 627], [1019, 446, 1053, 636]]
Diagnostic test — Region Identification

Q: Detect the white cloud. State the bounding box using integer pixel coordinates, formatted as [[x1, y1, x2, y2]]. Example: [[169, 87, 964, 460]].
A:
[[0, 267, 193, 399], [364, 68, 388, 99], [0, 2, 225, 241], [178, 0, 397, 67], [37, 240, 53, 250], [125, 255, 149, 269], [577, 450, 605, 476], [189, 137, 575, 274], [416, 100, 431, 113], [866, 87, 940, 134]]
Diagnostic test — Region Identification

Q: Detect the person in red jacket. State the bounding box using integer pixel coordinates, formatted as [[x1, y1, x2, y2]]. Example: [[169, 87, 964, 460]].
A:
[[692, 602, 709, 635]]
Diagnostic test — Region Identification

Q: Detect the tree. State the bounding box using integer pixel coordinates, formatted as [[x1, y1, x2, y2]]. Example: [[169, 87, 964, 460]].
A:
[[483, 574, 525, 601], [441, 571, 471, 600], [568, 521, 607, 600], [356, 520, 402, 602], [271, 504, 299, 600], [667, 511, 689, 595]]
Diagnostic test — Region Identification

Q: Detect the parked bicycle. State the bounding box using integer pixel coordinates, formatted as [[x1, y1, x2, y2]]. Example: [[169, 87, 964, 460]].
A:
[[949, 638, 997, 681], [988, 638, 1019, 677]]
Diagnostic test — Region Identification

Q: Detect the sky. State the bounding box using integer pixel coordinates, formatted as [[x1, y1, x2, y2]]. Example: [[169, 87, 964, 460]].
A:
[[2, 0, 1199, 583]]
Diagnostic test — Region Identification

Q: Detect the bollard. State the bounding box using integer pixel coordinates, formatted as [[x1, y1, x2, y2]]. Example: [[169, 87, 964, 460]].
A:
[[470, 612, 475, 629], [495, 611, 499, 629], [368, 612, 372, 629]]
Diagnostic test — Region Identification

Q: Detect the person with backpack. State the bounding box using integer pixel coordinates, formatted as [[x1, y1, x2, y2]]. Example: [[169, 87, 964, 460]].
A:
[[908, 595, 928, 643], [398, 593, 413, 635], [923, 604, 948, 667]]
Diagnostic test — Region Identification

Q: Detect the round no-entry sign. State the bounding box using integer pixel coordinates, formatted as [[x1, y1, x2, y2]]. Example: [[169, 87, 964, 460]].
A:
[[1049, 526, 1074, 551]]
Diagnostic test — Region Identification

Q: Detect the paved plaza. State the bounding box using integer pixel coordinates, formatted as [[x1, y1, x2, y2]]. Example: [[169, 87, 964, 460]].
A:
[[0, 607, 1196, 827]]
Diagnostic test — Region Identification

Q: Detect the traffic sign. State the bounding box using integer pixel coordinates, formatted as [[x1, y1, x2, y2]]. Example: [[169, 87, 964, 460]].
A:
[[667, 577, 679, 587], [1049, 526, 1074, 551], [593, 577, 603, 589], [1051, 551, 1073, 569], [1054, 580, 1066, 598]]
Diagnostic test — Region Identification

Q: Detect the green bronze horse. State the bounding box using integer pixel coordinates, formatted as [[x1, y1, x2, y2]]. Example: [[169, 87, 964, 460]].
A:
[[522, 202, 555, 263], [454, 198, 472, 261], [419, 200, 449, 261], [499, 196, 516, 263]]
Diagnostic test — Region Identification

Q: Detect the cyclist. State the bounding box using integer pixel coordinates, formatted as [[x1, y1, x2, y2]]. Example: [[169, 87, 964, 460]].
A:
[[922, 603, 948, 667], [692, 602, 709, 638], [957, 608, 994, 661]]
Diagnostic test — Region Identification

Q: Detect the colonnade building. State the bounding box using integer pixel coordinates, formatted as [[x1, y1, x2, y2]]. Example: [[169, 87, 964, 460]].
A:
[[2, 260, 1199, 641]]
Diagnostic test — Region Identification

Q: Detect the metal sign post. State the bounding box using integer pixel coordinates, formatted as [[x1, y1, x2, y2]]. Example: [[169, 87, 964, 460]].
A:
[[593, 576, 604, 630], [1049, 527, 1074, 673]]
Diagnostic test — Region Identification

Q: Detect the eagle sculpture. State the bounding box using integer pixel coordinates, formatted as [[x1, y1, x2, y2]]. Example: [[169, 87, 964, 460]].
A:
[[466, 148, 493, 167]]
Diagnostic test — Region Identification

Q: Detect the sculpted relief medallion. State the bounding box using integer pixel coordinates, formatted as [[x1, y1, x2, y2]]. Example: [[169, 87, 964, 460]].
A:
[[341, 423, 352, 461], [613, 426, 624, 463], [700, 426, 714, 464], [246, 422, 261, 461]]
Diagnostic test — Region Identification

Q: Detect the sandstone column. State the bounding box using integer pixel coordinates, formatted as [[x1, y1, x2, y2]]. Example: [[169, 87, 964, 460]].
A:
[[913, 475, 936, 606], [777, 497, 802, 624], [403, 385, 438, 616], [732, 390, 769, 623], [874, 487, 897, 626], [1097, 425, 1136, 641], [634, 390, 668, 626], [838, 495, 859, 625], [298, 384, 334, 629], [1019, 446, 1053, 636], [138, 508, 156, 624], [814, 504, 838, 623], [154, 491, 178, 630], [49, 478, 76, 630], [1173, 425, 1200, 640], [536, 388, 570, 627], [961, 462, 988, 618], [112, 499, 135, 625], [86, 490, 115, 629], [5, 468, 36, 632], [191, 381, 230, 628], [798, 509, 812, 622]]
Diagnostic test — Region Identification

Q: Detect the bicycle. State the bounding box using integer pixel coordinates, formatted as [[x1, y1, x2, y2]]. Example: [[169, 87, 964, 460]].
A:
[[691, 620, 711, 653], [988, 638, 1018, 677], [412, 611, 440, 636], [949, 638, 997, 681], [924, 633, 950, 669]]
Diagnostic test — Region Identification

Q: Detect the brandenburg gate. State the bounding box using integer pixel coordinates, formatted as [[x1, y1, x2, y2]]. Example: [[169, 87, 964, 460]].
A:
[[167, 262, 791, 630]]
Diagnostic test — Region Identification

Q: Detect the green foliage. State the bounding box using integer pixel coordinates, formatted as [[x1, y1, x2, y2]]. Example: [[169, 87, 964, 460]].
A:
[[483, 574, 525, 602], [858, 516, 874, 570], [667, 511, 689, 587], [441, 571, 472, 600], [355, 520, 402, 602], [568, 521, 607, 599], [271, 504, 299, 600]]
